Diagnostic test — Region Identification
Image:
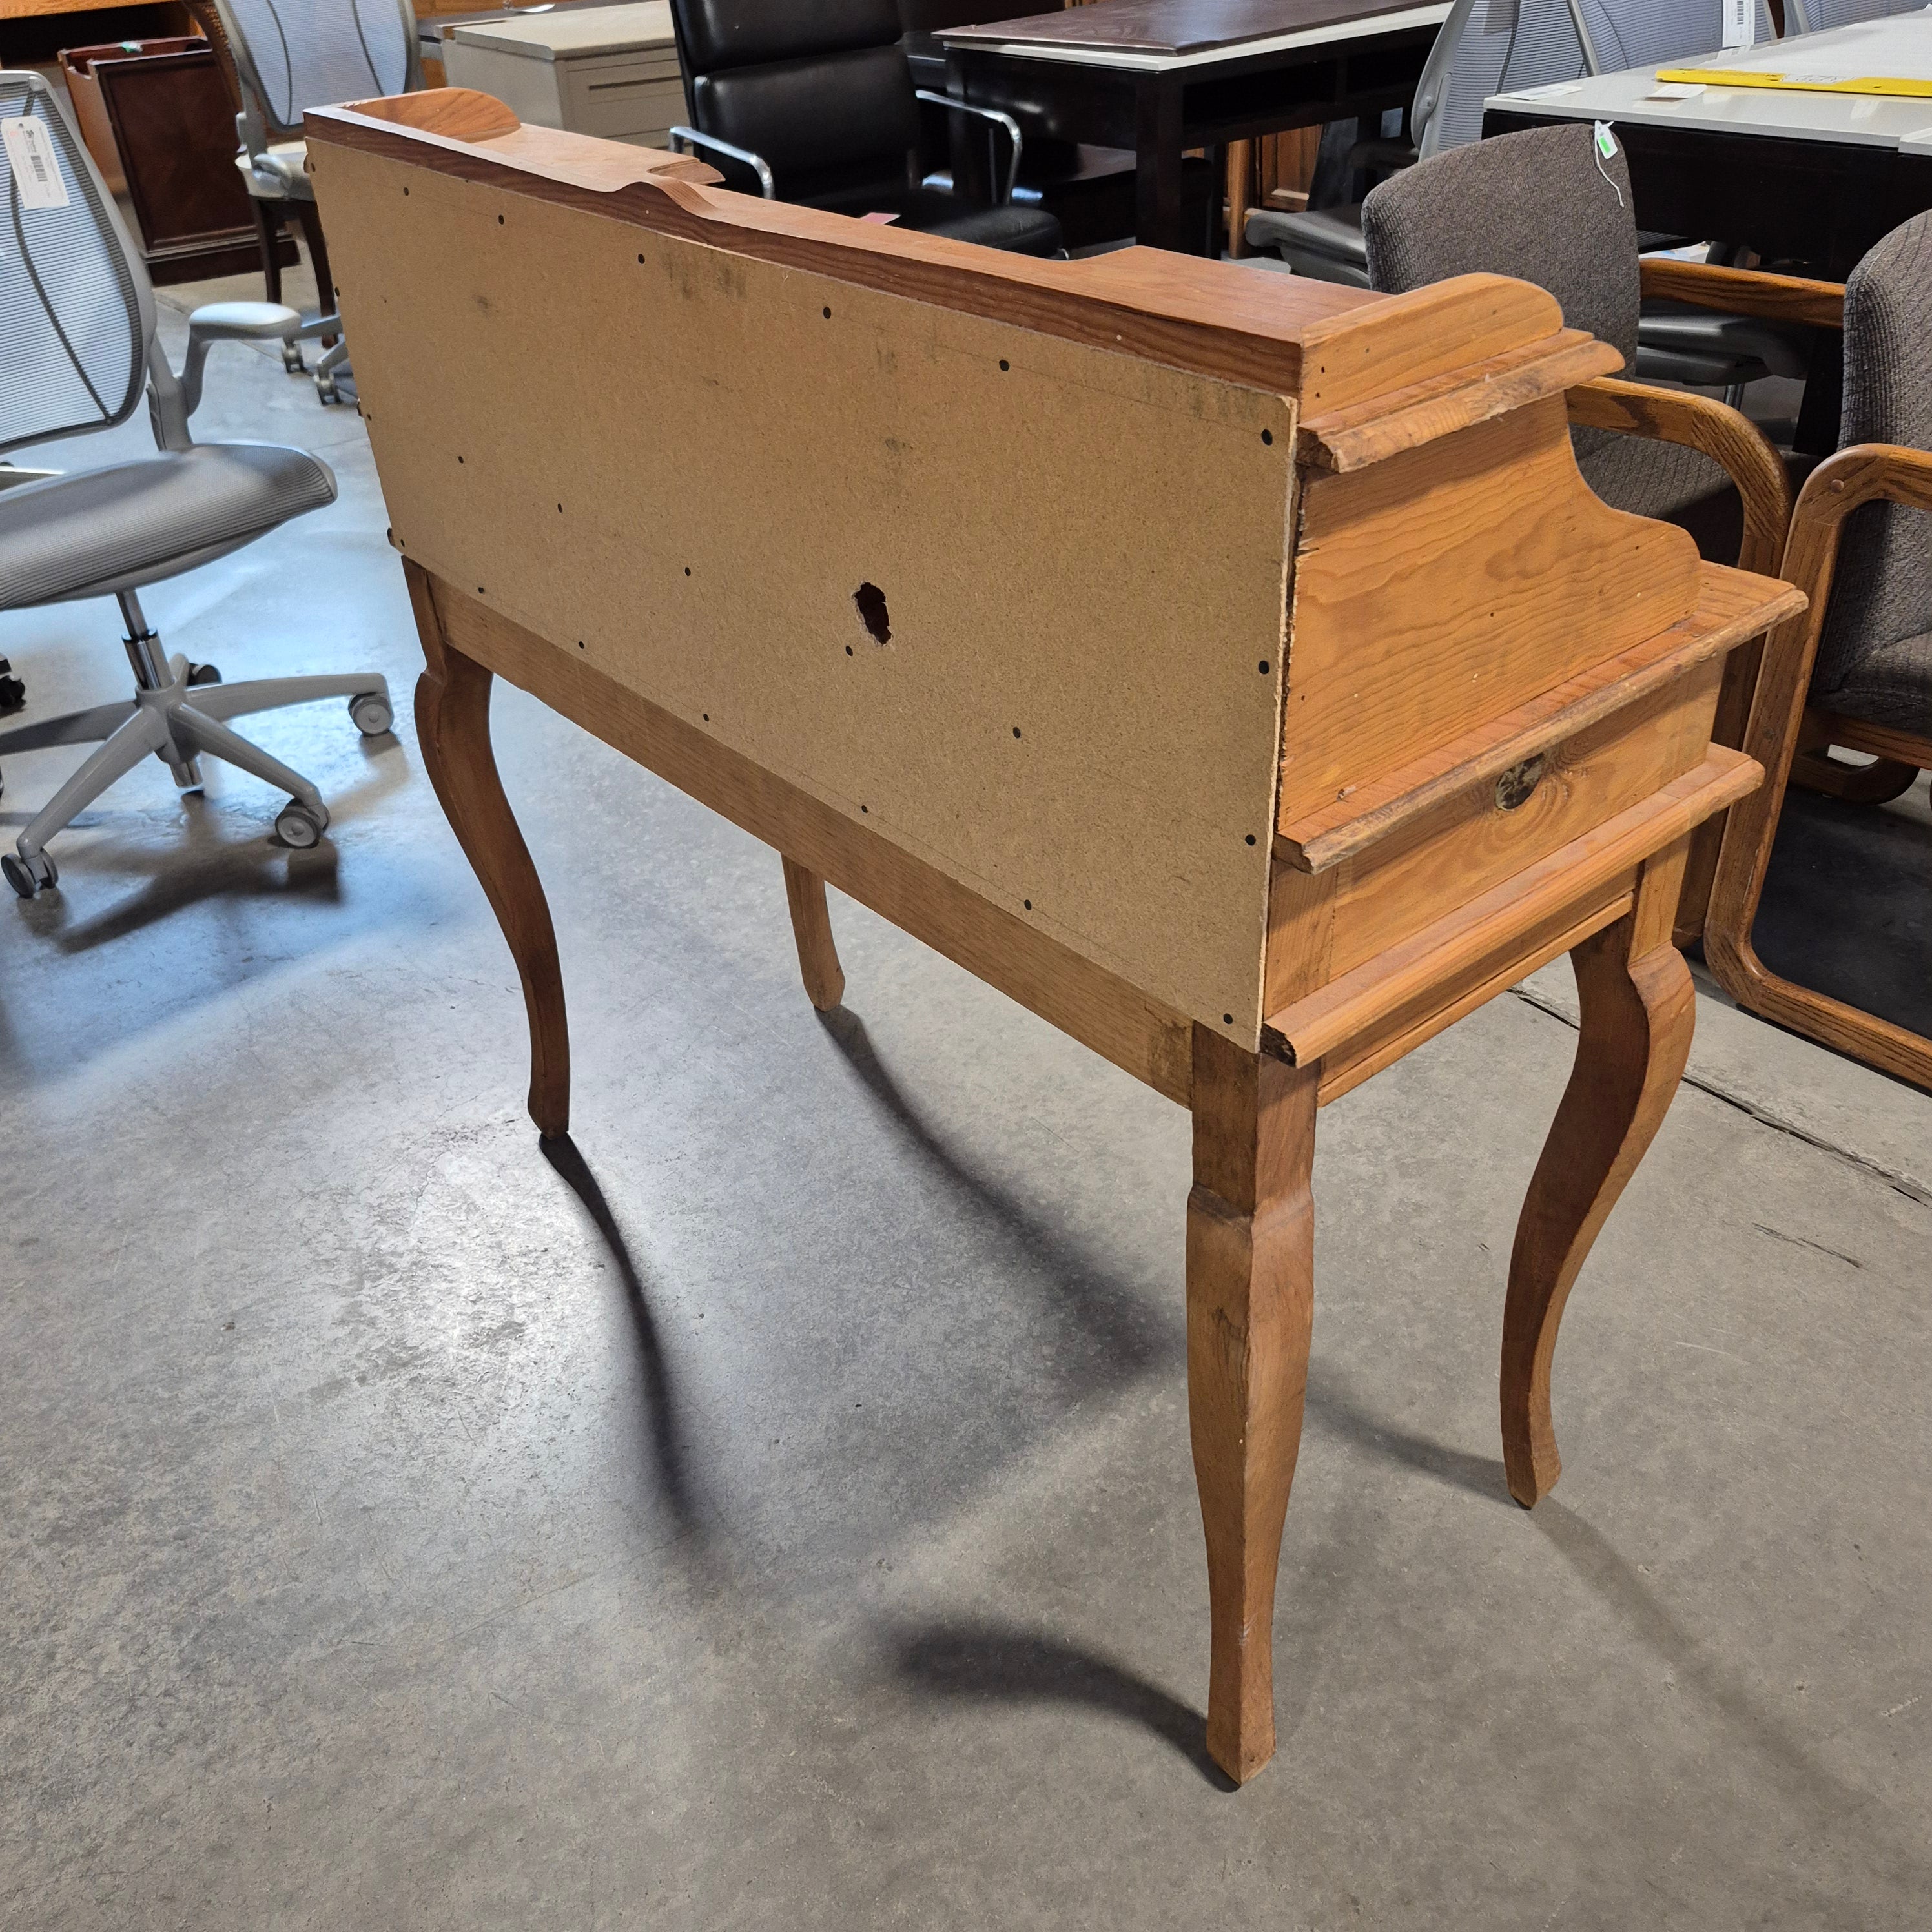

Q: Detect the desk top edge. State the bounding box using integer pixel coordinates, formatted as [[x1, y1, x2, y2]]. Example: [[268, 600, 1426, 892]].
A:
[[308, 93, 1570, 420]]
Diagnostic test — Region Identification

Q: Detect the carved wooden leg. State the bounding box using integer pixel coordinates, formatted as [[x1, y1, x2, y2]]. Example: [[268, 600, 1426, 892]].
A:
[[1187, 1023, 1319, 1785], [1501, 843, 1695, 1508], [405, 561, 571, 1137], [781, 856, 845, 1011]]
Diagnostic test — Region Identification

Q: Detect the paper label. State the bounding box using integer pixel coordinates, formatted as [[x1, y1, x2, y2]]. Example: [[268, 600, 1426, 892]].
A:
[[1722, 0, 1754, 50], [1594, 120, 1618, 159], [1, 118, 68, 211]]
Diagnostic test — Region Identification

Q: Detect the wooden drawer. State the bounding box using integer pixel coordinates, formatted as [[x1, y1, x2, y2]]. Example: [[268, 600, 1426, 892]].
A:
[[1263, 560, 1802, 1019], [1324, 657, 1720, 978]]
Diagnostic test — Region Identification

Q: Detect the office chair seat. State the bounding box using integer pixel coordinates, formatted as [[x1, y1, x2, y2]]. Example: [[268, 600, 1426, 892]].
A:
[[1638, 302, 1814, 384], [238, 139, 312, 200], [1243, 206, 1370, 286], [885, 189, 1063, 256], [1826, 626, 1932, 735], [0, 444, 337, 609]]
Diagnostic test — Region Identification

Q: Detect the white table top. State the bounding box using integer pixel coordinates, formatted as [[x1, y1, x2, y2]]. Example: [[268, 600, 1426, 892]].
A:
[[938, 1, 1450, 75], [451, 1, 675, 61], [1486, 13, 1932, 152]]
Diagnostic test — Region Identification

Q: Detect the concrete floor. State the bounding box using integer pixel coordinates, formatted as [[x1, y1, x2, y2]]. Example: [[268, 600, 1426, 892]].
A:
[[3, 265, 1929, 1932]]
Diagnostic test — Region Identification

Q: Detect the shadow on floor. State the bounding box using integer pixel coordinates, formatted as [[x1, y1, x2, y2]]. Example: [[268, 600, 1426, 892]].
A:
[[816, 1004, 1168, 1382], [886, 1616, 1233, 1789], [1531, 1497, 1924, 1896], [540, 1131, 706, 1541], [1303, 1370, 1512, 1507]]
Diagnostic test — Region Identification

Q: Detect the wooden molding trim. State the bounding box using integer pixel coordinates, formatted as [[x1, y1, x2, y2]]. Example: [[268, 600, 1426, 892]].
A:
[[338, 85, 521, 142], [1276, 562, 1802, 872], [1265, 748, 1760, 1067], [1567, 375, 1793, 576], [305, 98, 1564, 420], [1299, 330, 1619, 473], [1639, 256, 1845, 331]]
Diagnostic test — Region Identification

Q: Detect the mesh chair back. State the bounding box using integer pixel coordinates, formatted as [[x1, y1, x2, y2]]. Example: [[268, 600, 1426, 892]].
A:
[[1570, 0, 1779, 68], [1787, 0, 1923, 30], [0, 72, 150, 459], [1423, 0, 1590, 158], [215, 0, 415, 138], [1813, 212, 1932, 699]]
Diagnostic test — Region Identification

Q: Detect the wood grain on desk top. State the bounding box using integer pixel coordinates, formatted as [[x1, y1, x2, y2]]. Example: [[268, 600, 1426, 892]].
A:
[[941, 0, 1433, 57]]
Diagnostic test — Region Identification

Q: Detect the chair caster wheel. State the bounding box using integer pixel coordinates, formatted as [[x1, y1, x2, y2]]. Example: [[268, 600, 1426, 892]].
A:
[[187, 661, 222, 686], [275, 799, 329, 848], [282, 342, 307, 375], [316, 375, 341, 406], [3, 850, 57, 898], [348, 690, 393, 736]]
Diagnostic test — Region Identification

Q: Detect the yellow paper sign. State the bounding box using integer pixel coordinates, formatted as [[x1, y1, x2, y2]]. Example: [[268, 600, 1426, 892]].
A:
[[1655, 67, 1932, 98]]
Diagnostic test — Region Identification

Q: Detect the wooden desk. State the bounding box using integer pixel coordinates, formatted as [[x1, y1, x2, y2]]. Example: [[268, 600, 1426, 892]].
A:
[[307, 86, 1796, 1785], [936, 0, 1452, 252]]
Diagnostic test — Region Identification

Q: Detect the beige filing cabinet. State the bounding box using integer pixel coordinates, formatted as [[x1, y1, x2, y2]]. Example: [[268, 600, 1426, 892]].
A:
[[444, 2, 685, 149]]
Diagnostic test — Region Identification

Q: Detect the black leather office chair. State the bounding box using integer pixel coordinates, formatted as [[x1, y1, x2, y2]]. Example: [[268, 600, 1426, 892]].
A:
[[898, 0, 1163, 253], [666, 0, 1062, 256]]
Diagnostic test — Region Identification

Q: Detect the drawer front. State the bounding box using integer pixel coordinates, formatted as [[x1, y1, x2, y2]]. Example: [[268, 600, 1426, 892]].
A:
[[1266, 657, 1722, 1009], [558, 67, 685, 140]]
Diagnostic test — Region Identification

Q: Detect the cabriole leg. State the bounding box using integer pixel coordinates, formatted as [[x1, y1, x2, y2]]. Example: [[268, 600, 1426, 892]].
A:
[[406, 562, 570, 1137], [781, 856, 844, 1011], [1501, 844, 1696, 1507], [1187, 1023, 1319, 1785]]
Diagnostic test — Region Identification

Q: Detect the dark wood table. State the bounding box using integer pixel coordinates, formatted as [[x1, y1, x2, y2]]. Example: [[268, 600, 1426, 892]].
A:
[[936, 0, 1451, 252]]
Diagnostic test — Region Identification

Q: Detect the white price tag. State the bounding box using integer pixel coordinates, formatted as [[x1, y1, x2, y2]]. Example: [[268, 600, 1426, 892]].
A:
[[1722, 0, 1754, 50], [1, 117, 69, 211]]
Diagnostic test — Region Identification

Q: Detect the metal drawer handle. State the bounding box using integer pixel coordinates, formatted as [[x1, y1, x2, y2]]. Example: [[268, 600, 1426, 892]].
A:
[[1495, 754, 1546, 812]]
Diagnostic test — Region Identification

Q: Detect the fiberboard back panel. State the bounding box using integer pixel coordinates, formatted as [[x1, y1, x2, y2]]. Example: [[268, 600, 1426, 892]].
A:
[[313, 138, 1297, 1042]]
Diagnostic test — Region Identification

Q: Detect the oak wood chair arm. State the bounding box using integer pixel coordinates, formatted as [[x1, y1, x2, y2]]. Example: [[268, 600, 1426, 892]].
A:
[[1638, 258, 1845, 331], [1702, 442, 1932, 1087], [1567, 374, 1793, 575]]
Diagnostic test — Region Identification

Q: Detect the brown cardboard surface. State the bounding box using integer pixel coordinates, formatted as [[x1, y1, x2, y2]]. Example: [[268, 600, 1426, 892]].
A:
[[313, 138, 1296, 1043]]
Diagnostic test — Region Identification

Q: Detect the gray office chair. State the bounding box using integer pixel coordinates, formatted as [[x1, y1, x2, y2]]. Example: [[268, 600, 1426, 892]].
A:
[[1704, 211, 1932, 1084], [0, 72, 391, 901], [1362, 123, 1785, 562], [1786, 0, 1924, 28], [1244, 0, 1589, 283], [1567, 0, 1778, 70], [212, 0, 422, 403]]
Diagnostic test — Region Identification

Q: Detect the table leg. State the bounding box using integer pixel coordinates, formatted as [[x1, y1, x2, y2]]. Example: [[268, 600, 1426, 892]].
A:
[[1226, 140, 1252, 259], [1135, 80, 1186, 252], [406, 562, 571, 1138], [781, 857, 845, 1011], [1187, 1023, 1319, 1785], [1499, 843, 1694, 1508], [1793, 325, 1843, 458]]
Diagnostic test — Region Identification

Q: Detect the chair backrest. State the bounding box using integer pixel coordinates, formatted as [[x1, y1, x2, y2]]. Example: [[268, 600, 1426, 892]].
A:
[[1363, 121, 1638, 363], [1813, 212, 1932, 699], [1787, 0, 1923, 31], [0, 71, 155, 460], [213, 0, 417, 139], [670, 0, 919, 203], [1568, 0, 1779, 70], [1419, 0, 1592, 158]]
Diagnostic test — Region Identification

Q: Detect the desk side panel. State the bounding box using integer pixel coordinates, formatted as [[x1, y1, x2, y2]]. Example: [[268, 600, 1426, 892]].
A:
[[314, 138, 1293, 1045]]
